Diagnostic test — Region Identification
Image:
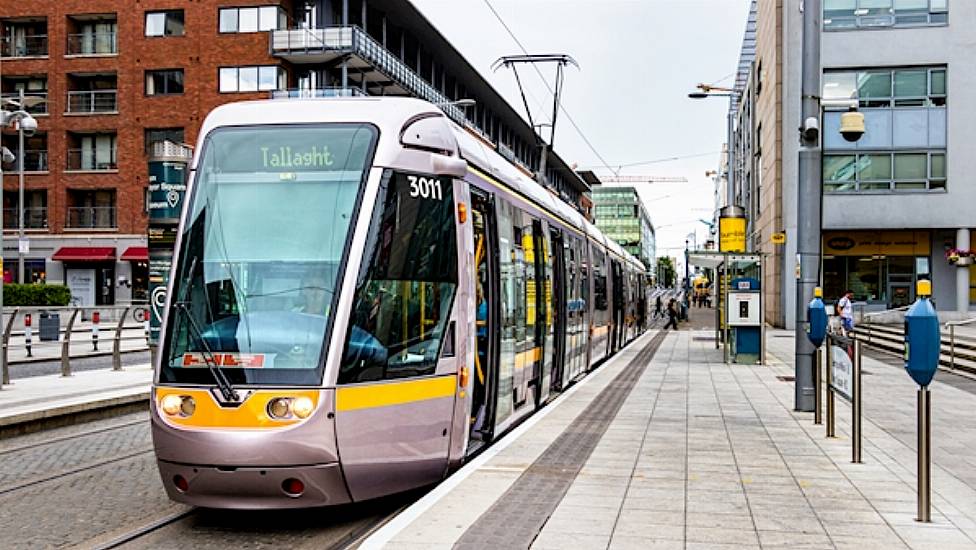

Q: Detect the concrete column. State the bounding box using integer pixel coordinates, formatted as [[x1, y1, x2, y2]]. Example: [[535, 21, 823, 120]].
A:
[[957, 228, 971, 312]]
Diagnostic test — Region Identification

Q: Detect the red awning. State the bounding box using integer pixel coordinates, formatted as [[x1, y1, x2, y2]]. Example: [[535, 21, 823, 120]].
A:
[[120, 246, 149, 261], [52, 247, 116, 262]]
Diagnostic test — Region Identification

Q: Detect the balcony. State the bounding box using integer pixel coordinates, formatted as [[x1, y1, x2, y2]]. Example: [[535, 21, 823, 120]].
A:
[[0, 91, 47, 114], [4, 149, 48, 172], [66, 90, 118, 114], [66, 148, 117, 171], [269, 25, 464, 123], [1, 34, 48, 58], [66, 206, 116, 229], [66, 32, 117, 56], [2, 207, 48, 229]]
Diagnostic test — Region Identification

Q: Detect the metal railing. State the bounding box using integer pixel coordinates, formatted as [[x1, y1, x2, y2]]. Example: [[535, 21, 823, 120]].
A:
[[1, 304, 150, 387], [65, 206, 117, 229], [269, 87, 366, 99], [65, 32, 117, 55], [2, 207, 48, 229], [946, 317, 976, 370], [269, 25, 465, 123], [0, 92, 48, 114], [0, 34, 48, 58], [66, 148, 118, 171], [66, 90, 118, 113], [2, 149, 48, 171]]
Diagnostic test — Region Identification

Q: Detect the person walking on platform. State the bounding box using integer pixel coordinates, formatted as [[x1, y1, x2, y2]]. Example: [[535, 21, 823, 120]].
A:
[[838, 289, 855, 333], [663, 298, 679, 330], [654, 295, 663, 319]]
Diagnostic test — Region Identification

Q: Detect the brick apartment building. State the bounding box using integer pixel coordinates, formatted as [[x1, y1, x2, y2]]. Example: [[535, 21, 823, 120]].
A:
[[2, 0, 591, 306]]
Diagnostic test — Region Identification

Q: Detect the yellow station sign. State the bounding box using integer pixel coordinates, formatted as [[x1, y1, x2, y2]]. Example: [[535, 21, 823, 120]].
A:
[[771, 232, 786, 245], [719, 216, 746, 253]]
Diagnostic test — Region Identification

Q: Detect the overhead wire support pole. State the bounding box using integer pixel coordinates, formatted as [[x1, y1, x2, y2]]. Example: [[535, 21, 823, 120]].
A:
[[795, 0, 822, 412]]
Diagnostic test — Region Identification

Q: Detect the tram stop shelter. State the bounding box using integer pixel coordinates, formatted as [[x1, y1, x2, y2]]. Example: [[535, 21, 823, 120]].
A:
[[687, 251, 765, 365]]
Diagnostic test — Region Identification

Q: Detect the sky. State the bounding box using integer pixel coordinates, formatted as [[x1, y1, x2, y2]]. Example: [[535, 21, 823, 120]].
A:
[[411, 0, 751, 268]]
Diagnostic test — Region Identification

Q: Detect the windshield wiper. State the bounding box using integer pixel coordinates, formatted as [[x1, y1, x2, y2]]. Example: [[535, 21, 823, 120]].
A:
[[172, 256, 239, 402]]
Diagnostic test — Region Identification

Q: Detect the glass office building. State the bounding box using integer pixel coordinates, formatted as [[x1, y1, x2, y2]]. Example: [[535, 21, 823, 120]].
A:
[[591, 186, 655, 274]]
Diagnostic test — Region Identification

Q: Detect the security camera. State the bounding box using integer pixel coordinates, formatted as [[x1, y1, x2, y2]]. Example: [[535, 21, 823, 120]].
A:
[[1, 146, 14, 165], [18, 115, 38, 137], [839, 109, 866, 143], [800, 117, 819, 143]]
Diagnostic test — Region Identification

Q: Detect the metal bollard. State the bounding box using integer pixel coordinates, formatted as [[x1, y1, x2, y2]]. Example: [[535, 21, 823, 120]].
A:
[[24, 313, 33, 357], [949, 324, 955, 370], [61, 308, 80, 377], [852, 339, 862, 464], [917, 387, 931, 522], [92, 310, 100, 351], [113, 306, 131, 371], [2, 308, 19, 388], [826, 336, 835, 438], [814, 347, 822, 425]]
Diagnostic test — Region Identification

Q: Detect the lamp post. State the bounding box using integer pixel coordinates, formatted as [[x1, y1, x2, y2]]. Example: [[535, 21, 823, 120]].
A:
[[689, 84, 740, 211], [1, 97, 41, 315]]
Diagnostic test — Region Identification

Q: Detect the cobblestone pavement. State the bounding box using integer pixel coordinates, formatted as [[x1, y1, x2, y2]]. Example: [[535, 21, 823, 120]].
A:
[[0, 411, 411, 549], [8, 350, 150, 379]]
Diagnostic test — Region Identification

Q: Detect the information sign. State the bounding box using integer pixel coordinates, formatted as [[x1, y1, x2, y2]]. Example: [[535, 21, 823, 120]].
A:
[[830, 344, 854, 401]]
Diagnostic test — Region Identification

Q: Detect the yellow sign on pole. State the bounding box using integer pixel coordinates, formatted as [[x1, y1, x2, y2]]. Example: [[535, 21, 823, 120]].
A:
[[771, 232, 786, 245], [719, 216, 746, 252]]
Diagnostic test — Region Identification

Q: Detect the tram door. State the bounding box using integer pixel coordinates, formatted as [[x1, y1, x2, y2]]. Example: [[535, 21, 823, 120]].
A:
[[469, 190, 499, 445], [549, 228, 567, 392]]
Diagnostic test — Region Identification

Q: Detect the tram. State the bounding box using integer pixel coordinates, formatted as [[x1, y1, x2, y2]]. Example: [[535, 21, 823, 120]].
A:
[[151, 97, 652, 509]]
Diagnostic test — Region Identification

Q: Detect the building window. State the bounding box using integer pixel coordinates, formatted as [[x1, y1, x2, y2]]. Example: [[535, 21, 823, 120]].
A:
[[218, 6, 285, 33], [824, 151, 945, 192], [145, 128, 185, 154], [824, 0, 947, 29], [66, 189, 117, 229], [218, 66, 285, 93], [145, 10, 184, 37], [145, 69, 184, 96]]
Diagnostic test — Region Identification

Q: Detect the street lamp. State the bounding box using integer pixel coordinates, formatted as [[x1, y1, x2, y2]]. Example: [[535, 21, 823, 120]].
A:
[[2, 92, 44, 285], [688, 83, 741, 213], [1, 95, 41, 315]]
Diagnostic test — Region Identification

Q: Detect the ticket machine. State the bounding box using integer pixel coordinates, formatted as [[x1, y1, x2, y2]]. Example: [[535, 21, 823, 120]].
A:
[[728, 277, 761, 363]]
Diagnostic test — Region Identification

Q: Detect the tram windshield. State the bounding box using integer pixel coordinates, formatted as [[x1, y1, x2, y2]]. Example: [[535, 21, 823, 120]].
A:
[[160, 124, 377, 386]]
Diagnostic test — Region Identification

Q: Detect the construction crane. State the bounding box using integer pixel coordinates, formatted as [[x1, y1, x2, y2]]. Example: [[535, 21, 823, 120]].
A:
[[596, 175, 688, 184]]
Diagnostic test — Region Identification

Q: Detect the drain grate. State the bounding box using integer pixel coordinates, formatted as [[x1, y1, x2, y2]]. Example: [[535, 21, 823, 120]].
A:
[[453, 332, 668, 550]]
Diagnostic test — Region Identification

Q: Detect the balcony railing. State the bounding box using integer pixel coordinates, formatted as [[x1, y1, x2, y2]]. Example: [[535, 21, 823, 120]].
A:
[[66, 90, 118, 114], [0, 92, 48, 114], [0, 34, 48, 58], [269, 87, 366, 99], [3, 149, 48, 171], [2, 207, 48, 229], [66, 148, 118, 171], [269, 25, 464, 123], [66, 32, 117, 55], [66, 206, 117, 229]]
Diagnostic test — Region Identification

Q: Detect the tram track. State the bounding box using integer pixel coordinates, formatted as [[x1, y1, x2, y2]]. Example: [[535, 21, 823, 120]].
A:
[[0, 447, 154, 496], [0, 417, 146, 456]]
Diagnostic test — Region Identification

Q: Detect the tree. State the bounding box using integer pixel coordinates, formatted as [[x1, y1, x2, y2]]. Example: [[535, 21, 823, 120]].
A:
[[657, 257, 676, 288]]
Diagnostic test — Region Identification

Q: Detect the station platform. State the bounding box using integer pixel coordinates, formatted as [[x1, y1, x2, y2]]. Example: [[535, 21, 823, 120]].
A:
[[364, 328, 976, 550], [0, 364, 151, 432]]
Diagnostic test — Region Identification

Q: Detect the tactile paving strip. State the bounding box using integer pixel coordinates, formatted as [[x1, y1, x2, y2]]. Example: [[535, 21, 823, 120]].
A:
[[453, 331, 668, 550]]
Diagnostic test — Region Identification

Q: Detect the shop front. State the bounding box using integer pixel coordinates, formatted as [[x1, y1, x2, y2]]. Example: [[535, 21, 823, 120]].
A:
[[822, 230, 930, 308]]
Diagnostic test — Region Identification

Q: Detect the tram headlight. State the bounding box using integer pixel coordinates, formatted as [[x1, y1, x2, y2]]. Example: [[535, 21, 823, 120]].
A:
[[292, 396, 315, 419], [268, 397, 293, 419], [179, 396, 196, 417], [160, 394, 183, 416]]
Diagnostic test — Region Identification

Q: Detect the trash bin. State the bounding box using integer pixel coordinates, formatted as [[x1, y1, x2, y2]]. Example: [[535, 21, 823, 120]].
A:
[[39, 312, 60, 341]]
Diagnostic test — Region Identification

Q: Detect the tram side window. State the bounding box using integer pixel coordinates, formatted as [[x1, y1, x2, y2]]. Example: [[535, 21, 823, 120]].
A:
[[494, 199, 518, 424], [594, 251, 609, 314], [338, 171, 458, 384]]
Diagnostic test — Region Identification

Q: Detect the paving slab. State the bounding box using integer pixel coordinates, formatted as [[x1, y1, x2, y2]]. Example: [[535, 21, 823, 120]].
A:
[[362, 328, 976, 550]]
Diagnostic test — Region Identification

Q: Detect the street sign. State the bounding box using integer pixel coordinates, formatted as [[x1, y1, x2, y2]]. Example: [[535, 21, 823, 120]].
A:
[[771, 232, 786, 244], [830, 344, 853, 401]]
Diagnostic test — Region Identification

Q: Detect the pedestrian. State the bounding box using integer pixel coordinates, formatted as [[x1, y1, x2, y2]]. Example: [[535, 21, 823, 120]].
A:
[[663, 298, 679, 330], [654, 295, 663, 319], [838, 289, 855, 333]]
